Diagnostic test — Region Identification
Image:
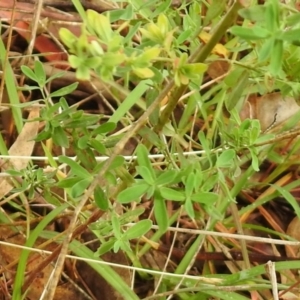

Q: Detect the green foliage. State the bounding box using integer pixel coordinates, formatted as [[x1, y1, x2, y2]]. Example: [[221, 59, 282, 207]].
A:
[[59, 11, 207, 84], [8, 0, 300, 299], [6, 166, 56, 200], [230, 0, 300, 99]]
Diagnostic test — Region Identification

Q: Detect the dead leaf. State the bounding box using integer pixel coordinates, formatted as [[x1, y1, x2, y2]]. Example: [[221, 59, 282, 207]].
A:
[[286, 217, 300, 258], [0, 226, 87, 300], [0, 107, 39, 198], [207, 60, 230, 80], [281, 217, 300, 299], [240, 93, 300, 132]]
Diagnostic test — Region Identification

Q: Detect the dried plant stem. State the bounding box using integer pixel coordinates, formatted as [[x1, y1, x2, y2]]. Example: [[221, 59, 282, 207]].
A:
[[255, 127, 300, 147]]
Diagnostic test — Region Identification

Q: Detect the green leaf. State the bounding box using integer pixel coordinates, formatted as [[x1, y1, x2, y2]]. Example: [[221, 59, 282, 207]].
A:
[[94, 186, 109, 210], [46, 71, 65, 83], [90, 40, 104, 56], [249, 120, 261, 143], [230, 26, 271, 40], [113, 240, 122, 253], [5, 169, 23, 176], [160, 187, 185, 201], [270, 39, 283, 75], [117, 183, 149, 203], [157, 14, 170, 36], [77, 135, 89, 149], [278, 28, 300, 42], [93, 122, 116, 135], [191, 192, 218, 204], [109, 5, 134, 22], [135, 47, 161, 65], [52, 126, 69, 148], [152, 0, 172, 17], [259, 38, 274, 62], [112, 214, 121, 239], [104, 171, 117, 185], [255, 133, 275, 144], [95, 239, 116, 256], [43, 190, 62, 206], [124, 219, 152, 240], [185, 172, 196, 196], [265, 0, 279, 32], [155, 170, 178, 186], [145, 185, 155, 199], [181, 63, 208, 78], [136, 166, 155, 185], [0, 37, 23, 133], [136, 144, 155, 179], [217, 149, 235, 168], [154, 193, 168, 232], [56, 177, 81, 188], [87, 10, 113, 42], [77, 66, 91, 80], [286, 13, 300, 26], [203, 0, 226, 26], [177, 28, 193, 45], [50, 82, 79, 97], [140, 24, 163, 43], [132, 67, 155, 79], [249, 147, 259, 171], [198, 131, 213, 167], [21, 65, 38, 82], [58, 155, 92, 179], [69, 55, 82, 68], [71, 177, 92, 197], [107, 156, 125, 171], [226, 70, 249, 111], [102, 52, 126, 68], [35, 129, 52, 142], [184, 198, 194, 219], [238, 6, 266, 22], [201, 289, 250, 300], [109, 80, 149, 123], [84, 57, 103, 69], [59, 28, 78, 50], [33, 60, 46, 86], [138, 127, 162, 148], [89, 139, 106, 155]]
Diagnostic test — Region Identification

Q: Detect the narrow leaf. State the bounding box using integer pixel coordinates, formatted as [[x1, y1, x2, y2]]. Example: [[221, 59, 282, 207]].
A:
[[58, 155, 92, 179], [117, 183, 149, 203], [124, 220, 152, 240]]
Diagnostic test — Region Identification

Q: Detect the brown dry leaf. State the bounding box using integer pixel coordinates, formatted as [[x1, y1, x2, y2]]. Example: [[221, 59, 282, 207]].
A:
[[0, 88, 14, 141], [0, 226, 86, 300], [280, 216, 300, 300], [207, 60, 230, 80], [240, 93, 300, 132], [286, 217, 300, 258], [0, 107, 40, 198]]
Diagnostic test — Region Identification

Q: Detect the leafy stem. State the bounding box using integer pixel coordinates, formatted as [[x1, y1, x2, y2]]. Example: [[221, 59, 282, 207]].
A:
[[155, 1, 245, 133]]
